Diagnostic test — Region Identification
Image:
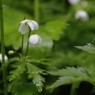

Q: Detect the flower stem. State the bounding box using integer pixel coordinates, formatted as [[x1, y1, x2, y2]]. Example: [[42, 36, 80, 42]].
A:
[[24, 30, 31, 60], [34, 0, 39, 22], [21, 34, 24, 60], [0, 0, 8, 95]]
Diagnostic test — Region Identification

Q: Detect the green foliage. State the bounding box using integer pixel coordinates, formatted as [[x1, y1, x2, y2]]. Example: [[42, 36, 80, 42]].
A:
[[33, 74, 45, 92], [1, 0, 95, 95], [9, 78, 38, 95], [48, 67, 88, 77], [9, 61, 26, 81], [26, 62, 45, 78], [70, 82, 80, 95], [48, 67, 94, 89], [8, 58, 46, 92], [3, 6, 32, 49], [50, 76, 76, 89], [43, 20, 68, 40], [75, 43, 95, 54]]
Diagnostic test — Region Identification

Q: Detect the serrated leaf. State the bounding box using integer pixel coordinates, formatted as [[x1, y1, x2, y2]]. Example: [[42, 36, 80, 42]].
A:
[[75, 43, 95, 54], [49, 67, 92, 89], [26, 62, 45, 78], [48, 67, 88, 77], [49, 76, 90, 89], [49, 76, 76, 89], [33, 74, 45, 92], [9, 62, 26, 81], [26, 58, 57, 70]]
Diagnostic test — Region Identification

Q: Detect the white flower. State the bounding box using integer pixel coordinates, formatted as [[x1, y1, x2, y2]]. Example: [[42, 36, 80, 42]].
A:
[[18, 19, 39, 34], [68, 0, 80, 5], [75, 10, 89, 21], [0, 54, 8, 63], [29, 34, 42, 45]]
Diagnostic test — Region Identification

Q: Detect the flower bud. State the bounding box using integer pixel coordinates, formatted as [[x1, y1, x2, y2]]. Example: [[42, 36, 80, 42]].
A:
[[68, 0, 80, 5], [0, 54, 8, 63], [8, 50, 15, 55], [29, 34, 42, 45], [75, 10, 89, 21]]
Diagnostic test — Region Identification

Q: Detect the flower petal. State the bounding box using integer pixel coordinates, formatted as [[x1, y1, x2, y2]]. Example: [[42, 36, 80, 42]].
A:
[[18, 23, 28, 34], [27, 21, 34, 30], [30, 20, 39, 30], [37, 35, 42, 43]]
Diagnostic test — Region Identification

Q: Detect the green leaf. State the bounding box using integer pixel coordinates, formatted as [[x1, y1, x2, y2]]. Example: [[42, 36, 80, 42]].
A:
[[70, 82, 80, 95], [26, 62, 45, 92], [9, 80, 38, 95], [3, 7, 32, 49], [75, 43, 95, 54], [26, 62, 45, 78], [49, 67, 92, 89], [48, 67, 88, 77], [33, 74, 45, 92], [49, 76, 78, 89], [49, 76, 90, 89], [9, 62, 26, 81], [26, 58, 57, 70], [44, 20, 68, 40]]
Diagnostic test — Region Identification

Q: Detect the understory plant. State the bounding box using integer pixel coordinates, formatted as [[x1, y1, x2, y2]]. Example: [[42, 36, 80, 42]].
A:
[[1, 0, 95, 95], [48, 43, 95, 95], [0, 1, 52, 94]]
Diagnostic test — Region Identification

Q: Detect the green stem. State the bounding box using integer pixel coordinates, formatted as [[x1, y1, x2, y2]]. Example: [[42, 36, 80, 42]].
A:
[[34, 0, 39, 22], [24, 30, 31, 60], [0, 0, 8, 95], [21, 34, 24, 60]]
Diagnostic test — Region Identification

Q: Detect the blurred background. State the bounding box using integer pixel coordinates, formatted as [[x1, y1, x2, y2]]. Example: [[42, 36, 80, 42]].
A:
[[2, 0, 95, 95], [3, 0, 95, 68]]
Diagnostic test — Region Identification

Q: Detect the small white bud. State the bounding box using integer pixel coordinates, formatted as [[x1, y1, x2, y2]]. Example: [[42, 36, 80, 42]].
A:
[[68, 0, 80, 5], [29, 34, 42, 45], [75, 10, 89, 21]]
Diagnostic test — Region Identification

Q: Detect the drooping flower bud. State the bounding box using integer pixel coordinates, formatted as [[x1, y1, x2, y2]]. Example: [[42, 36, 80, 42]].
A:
[[29, 34, 42, 45], [75, 10, 89, 21]]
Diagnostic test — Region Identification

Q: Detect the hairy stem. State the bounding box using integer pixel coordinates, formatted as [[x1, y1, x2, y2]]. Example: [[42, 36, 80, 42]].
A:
[[0, 0, 8, 95]]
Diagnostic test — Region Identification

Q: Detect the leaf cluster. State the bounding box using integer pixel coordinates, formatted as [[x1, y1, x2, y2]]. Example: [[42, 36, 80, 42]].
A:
[[8, 57, 49, 94]]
